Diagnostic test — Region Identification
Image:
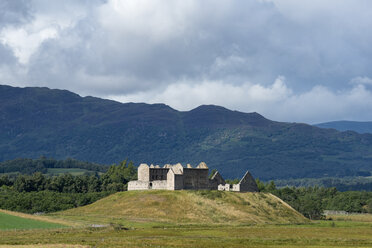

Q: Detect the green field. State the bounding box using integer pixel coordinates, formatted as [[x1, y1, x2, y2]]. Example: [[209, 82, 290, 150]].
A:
[[1, 191, 372, 247], [0, 212, 65, 230], [1, 221, 372, 247]]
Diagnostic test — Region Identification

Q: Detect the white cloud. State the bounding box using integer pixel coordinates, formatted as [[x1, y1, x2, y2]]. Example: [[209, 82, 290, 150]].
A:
[[110, 77, 372, 123], [0, 1, 87, 64], [1, 0, 372, 123], [350, 76, 372, 85], [0, 25, 58, 64], [98, 0, 198, 43]]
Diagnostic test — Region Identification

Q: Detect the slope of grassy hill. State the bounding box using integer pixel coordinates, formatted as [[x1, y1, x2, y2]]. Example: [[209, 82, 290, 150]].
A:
[[52, 190, 307, 226], [2, 84, 372, 179]]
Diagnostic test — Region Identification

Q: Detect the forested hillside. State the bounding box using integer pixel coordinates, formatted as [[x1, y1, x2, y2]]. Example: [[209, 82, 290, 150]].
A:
[[1, 85, 372, 179], [0, 157, 107, 175]]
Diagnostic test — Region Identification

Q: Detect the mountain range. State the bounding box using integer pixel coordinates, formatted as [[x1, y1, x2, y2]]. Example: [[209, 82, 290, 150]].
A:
[[315, 121, 372, 134], [1, 84, 372, 180]]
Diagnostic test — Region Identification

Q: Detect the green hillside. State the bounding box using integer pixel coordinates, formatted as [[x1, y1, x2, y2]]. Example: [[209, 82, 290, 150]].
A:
[[1, 84, 372, 179], [52, 190, 308, 225]]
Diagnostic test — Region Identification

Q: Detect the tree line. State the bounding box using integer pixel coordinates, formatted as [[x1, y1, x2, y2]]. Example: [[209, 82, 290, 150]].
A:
[[274, 176, 372, 191], [257, 179, 372, 219], [0, 157, 109, 174], [0, 160, 136, 213], [1, 160, 372, 219], [0, 160, 136, 193]]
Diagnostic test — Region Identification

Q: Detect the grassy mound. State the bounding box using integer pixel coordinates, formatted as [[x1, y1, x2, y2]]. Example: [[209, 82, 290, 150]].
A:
[[53, 190, 307, 225]]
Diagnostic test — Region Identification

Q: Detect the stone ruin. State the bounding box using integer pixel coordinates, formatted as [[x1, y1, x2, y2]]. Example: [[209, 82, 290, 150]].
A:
[[128, 162, 259, 192]]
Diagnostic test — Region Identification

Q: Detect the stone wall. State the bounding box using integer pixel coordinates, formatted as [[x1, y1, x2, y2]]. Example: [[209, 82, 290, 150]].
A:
[[166, 169, 184, 190], [217, 171, 259, 192], [232, 184, 240, 191], [217, 183, 240, 192], [128, 180, 150, 190], [209, 171, 225, 190], [218, 184, 229, 191], [151, 180, 167, 190], [138, 164, 150, 181], [149, 168, 169, 181], [183, 168, 209, 190], [174, 174, 184, 190], [239, 171, 259, 192]]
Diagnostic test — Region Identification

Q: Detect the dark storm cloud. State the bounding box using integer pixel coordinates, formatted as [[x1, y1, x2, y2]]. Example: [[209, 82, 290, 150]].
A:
[[0, 0, 32, 26], [0, 43, 16, 65], [1, 0, 372, 122]]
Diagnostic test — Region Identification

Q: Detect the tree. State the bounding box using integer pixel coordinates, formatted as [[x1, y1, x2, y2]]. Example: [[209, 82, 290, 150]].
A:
[[368, 200, 372, 214], [255, 178, 265, 191], [0, 175, 12, 187], [266, 181, 276, 192], [101, 160, 137, 191], [298, 193, 324, 220]]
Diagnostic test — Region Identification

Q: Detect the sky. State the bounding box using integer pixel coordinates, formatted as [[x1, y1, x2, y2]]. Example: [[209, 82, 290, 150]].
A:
[[1, 0, 372, 124]]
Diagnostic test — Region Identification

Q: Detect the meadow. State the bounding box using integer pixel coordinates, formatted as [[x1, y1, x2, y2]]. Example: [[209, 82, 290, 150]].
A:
[[1, 191, 372, 247], [0, 211, 65, 230], [1, 221, 372, 247], [327, 213, 372, 222]]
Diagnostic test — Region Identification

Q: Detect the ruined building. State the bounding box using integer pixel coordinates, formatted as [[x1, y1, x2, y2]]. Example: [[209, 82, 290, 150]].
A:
[[128, 162, 258, 192]]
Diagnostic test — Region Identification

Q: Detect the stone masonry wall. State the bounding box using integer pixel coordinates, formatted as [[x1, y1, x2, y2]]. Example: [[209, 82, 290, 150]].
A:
[[151, 180, 168, 190], [166, 170, 184, 190], [138, 164, 150, 181], [128, 180, 150, 190], [239, 172, 259, 192], [149, 168, 169, 181], [183, 168, 209, 190]]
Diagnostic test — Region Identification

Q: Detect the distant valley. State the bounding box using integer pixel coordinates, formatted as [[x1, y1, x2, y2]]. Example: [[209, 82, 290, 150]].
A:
[[1, 84, 372, 180], [315, 121, 372, 134]]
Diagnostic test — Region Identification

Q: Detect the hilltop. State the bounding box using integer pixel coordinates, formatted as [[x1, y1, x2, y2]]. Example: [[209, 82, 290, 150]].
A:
[[52, 190, 307, 225], [1, 84, 372, 179]]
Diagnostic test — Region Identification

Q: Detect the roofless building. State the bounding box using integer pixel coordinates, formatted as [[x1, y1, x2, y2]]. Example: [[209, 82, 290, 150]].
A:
[[128, 162, 258, 192]]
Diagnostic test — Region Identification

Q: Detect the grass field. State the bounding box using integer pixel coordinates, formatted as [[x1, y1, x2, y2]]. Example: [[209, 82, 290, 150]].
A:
[[0, 245, 88, 248], [1, 221, 372, 247], [327, 213, 372, 222], [0, 212, 65, 230], [0, 209, 78, 227], [1, 191, 372, 247]]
